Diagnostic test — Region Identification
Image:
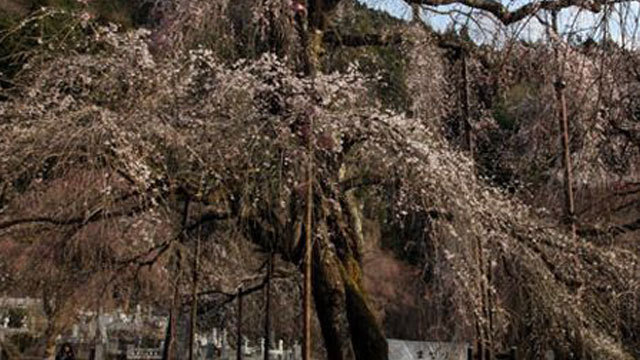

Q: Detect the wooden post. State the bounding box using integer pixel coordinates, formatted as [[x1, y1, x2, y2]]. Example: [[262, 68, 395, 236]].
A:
[[462, 50, 474, 157], [164, 276, 180, 360], [486, 262, 494, 360], [303, 115, 314, 360], [555, 79, 576, 236], [294, 3, 316, 359], [237, 286, 243, 360], [264, 252, 273, 360], [303, 43, 315, 360], [161, 311, 172, 360], [474, 236, 491, 360], [188, 235, 201, 360]]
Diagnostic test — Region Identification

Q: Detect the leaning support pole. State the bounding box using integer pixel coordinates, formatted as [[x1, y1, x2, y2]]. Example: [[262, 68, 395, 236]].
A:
[[188, 234, 201, 360], [303, 98, 314, 360], [555, 79, 576, 236], [462, 50, 474, 158], [293, 3, 318, 359], [264, 252, 274, 360], [237, 286, 243, 360]]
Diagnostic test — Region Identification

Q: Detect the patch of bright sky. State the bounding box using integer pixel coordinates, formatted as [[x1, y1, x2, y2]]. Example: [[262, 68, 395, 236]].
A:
[[359, 0, 640, 48]]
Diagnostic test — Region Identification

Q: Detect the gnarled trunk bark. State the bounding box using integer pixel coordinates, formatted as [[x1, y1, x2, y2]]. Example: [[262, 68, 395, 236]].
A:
[[244, 202, 388, 360], [312, 242, 388, 360], [313, 240, 356, 360]]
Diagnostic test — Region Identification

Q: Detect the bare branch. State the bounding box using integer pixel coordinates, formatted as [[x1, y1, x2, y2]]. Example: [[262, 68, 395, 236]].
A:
[[0, 204, 148, 232], [407, 0, 614, 25]]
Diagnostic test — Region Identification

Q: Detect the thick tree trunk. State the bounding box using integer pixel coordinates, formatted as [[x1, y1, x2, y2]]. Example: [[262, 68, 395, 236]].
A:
[[343, 257, 388, 360], [312, 241, 356, 360], [312, 235, 388, 360]]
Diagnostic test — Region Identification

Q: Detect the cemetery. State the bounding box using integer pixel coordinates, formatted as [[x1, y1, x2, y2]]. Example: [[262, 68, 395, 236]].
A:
[[0, 297, 501, 360], [0, 297, 304, 360]]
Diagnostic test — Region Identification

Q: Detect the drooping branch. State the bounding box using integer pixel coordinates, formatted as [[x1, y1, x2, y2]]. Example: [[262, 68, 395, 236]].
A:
[[407, 0, 614, 25], [194, 266, 296, 313], [0, 204, 148, 232], [0, 178, 171, 232]]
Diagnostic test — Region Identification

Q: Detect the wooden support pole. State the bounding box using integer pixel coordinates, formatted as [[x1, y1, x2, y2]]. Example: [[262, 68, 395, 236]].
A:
[[237, 286, 243, 360], [294, 3, 316, 359], [161, 300, 173, 360], [486, 262, 494, 360], [474, 234, 491, 360], [462, 51, 474, 157], [264, 252, 273, 360], [555, 79, 577, 236], [188, 235, 201, 360], [165, 264, 181, 360], [303, 111, 314, 360]]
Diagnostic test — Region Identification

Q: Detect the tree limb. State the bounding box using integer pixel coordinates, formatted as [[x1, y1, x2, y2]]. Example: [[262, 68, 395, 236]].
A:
[[408, 0, 613, 25], [0, 204, 147, 231], [610, 217, 640, 236]]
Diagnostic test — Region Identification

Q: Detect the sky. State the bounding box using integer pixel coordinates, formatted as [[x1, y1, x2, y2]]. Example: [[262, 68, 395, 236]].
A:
[[358, 0, 640, 47]]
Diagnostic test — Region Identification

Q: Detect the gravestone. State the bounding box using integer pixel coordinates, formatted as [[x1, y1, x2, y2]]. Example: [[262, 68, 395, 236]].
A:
[[387, 339, 469, 360]]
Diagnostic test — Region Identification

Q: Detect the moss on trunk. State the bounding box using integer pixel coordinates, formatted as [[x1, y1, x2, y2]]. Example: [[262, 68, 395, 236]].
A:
[[343, 256, 388, 360], [312, 231, 387, 360]]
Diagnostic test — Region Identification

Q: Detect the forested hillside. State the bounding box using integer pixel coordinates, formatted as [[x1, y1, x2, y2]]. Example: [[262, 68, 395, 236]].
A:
[[0, 1, 638, 359]]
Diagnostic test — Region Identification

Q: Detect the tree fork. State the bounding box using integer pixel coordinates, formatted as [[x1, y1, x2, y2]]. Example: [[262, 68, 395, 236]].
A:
[[293, 3, 389, 359]]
